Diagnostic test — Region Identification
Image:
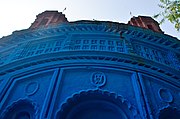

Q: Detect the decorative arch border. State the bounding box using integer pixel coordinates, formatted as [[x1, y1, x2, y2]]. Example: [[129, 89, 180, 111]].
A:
[[0, 98, 39, 119], [56, 89, 141, 119]]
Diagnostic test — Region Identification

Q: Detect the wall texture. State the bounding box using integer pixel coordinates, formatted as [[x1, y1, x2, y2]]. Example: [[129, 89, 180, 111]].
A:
[[0, 12, 180, 119]]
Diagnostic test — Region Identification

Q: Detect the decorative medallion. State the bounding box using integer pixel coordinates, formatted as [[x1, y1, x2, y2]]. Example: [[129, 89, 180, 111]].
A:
[[91, 72, 106, 87], [25, 82, 39, 96], [158, 88, 173, 103]]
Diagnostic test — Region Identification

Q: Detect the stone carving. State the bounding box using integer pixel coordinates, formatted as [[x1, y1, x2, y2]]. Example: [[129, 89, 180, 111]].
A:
[[132, 43, 180, 70], [0, 13, 179, 119], [1, 24, 179, 71], [25, 82, 39, 96], [158, 88, 173, 103], [91, 72, 106, 87], [12, 37, 126, 61]]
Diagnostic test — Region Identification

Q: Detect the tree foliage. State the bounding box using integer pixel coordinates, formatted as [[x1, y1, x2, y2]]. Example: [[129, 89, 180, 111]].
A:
[[154, 0, 180, 31]]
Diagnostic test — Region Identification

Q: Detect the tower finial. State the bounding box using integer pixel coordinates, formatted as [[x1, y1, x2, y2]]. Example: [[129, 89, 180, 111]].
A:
[[62, 7, 66, 13], [130, 12, 133, 17]]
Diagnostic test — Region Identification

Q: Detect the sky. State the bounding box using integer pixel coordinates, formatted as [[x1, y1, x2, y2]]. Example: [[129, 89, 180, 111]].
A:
[[0, 0, 179, 39]]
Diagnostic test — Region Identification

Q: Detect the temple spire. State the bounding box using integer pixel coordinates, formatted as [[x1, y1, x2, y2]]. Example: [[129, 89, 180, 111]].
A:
[[30, 11, 68, 29]]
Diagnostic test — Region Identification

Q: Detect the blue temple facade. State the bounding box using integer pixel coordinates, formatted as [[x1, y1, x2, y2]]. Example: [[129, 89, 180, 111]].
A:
[[0, 11, 179, 119]]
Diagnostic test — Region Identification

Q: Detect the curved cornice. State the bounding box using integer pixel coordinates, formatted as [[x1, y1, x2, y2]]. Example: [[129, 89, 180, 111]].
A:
[[0, 21, 179, 52], [0, 21, 179, 82], [0, 51, 179, 86]]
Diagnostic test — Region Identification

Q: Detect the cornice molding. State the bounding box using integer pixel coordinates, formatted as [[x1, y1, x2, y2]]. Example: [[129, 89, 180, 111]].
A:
[[0, 21, 179, 52], [0, 51, 179, 85]]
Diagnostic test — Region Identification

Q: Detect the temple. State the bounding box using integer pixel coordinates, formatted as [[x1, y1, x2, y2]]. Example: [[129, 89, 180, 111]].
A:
[[0, 11, 179, 119]]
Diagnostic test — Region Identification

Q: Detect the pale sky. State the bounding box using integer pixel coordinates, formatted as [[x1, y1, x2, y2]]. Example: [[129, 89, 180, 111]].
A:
[[0, 0, 179, 39]]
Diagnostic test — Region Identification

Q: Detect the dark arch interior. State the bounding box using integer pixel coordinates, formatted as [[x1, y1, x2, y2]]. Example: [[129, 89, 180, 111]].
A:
[[2, 101, 35, 119], [15, 111, 30, 119], [159, 107, 180, 119], [56, 91, 136, 119], [66, 100, 127, 119]]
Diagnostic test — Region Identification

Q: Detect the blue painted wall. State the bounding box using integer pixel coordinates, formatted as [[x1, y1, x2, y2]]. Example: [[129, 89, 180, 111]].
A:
[[0, 21, 179, 119]]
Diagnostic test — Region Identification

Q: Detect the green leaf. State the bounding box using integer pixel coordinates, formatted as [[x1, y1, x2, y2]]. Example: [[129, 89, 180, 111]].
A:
[[155, 0, 180, 31]]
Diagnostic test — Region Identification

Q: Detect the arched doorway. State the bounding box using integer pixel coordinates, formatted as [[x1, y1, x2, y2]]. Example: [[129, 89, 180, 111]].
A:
[[159, 107, 180, 119], [0, 99, 38, 119], [56, 90, 140, 119]]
